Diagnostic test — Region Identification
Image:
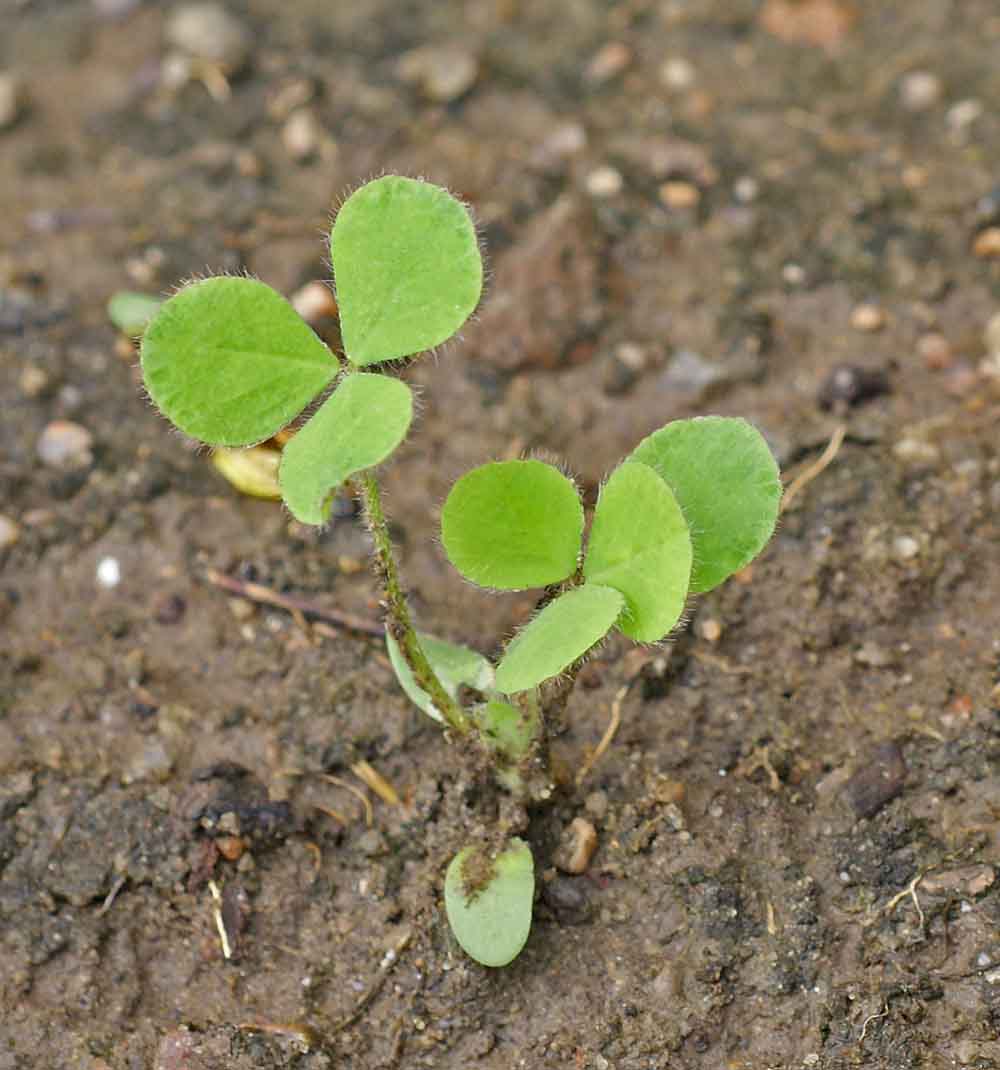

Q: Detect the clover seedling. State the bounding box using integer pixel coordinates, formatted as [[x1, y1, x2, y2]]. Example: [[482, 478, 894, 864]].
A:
[[138, 175, 782, 968]]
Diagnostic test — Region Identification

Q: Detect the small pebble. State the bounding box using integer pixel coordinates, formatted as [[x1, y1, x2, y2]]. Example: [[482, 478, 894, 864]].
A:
[[898, 70, 942, 112], [585, 165, 624, 198], [659, 180, 701, 210], [854, 641, 893, 668], [659, 349, 725, 401], [397, 45, 478, 102], [282, 108, 321, 162], [699, 618, 722, 642], [983, 311, 1000, 356], [585, 41, 632, 84], [553, 817, 598, 875], [96, 556, 121, 589], [973, 227, 1000, 260], [817, 364, 890, 410], [165, 3, 251, 73], [659, 57, 695, 90], [0, 515, 20, 550], [782, 262, 806, 286], [850, 302, 885, 332], [917, 332, 952, 369], [216, 835, 246, 861], [19, 364, 50, 398], [891, 535, 920, 562], [291, 280, 337, 324], [0, 72, 24, 130], [946, 98, 983, 130], [733, 175, 759, 203], [893, 437, 940, 465], [36, 419, 94, 469]]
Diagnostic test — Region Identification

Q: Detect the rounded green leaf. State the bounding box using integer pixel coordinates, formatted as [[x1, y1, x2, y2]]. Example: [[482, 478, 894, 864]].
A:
[[583, 461, 692, 642], [331, 176, 483, 366], [279, 372, 413, 524], [494, 584, 624, 694], [142, 277, 337, 446], [441, 460, 583, 590], [108, 291, 163, 338], [445, 838, 534, 967], [630, 417, 781, 593], [386, 629, 494, 724]]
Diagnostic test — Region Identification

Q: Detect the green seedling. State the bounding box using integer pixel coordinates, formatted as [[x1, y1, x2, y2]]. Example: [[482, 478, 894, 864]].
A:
[[137, 175, 782, 967]]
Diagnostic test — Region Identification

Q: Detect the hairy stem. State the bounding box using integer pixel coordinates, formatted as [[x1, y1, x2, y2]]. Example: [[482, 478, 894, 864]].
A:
[[360, 472, 469, 735]]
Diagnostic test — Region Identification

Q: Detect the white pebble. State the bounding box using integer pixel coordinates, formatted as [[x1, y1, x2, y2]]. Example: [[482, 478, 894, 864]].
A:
[[36, 420, 94, 469], [282, 108, 321, 162], [659, 56, 695, 90], [946, 98, 983, 130], [165, 3, 251, 72], [96, 556, 122, 589], [585, 165, 624, 198], [899, 70, 942, 112], [892, 535, 920, 562]]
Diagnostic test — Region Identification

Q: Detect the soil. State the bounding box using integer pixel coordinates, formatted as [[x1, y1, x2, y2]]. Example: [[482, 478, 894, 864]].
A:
[[2, 1, 1000, 1067]]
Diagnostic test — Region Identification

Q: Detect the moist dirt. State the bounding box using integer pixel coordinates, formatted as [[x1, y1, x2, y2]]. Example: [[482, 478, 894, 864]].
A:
[[2, 2, 1000, 1067]]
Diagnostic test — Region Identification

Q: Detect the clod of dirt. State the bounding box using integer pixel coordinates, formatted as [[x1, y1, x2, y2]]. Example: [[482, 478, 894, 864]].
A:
[[540, 874, 593, 925], [844, 741, 907, 819], [468, 194, 602, 372]]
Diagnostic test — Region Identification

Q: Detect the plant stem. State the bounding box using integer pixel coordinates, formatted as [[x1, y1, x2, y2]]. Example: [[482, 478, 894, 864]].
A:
[[360, 472, 470, 735]]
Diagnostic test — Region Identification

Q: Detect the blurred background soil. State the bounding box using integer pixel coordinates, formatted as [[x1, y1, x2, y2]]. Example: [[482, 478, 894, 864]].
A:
[[2, 1, 1000, 1067]]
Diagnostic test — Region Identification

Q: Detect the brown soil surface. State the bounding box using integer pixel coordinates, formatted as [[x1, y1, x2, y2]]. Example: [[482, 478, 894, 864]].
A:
[[2, 2, 1000, 1067]]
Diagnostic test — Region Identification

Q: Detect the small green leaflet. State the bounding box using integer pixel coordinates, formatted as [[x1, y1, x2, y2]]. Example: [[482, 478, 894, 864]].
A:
[[583, 461, 692, 642], [630, 416, 781, 592], [108, 291, 163, 338], [473, 700, 538, 760], [141, 277, 337, 447], [494, 584, 624, 694], [331, 176, 483, 366], [386, 630, 494, 724], [444, 838, 534, 967], [441, 460, 583, 590], [279, 373, 413, 524]]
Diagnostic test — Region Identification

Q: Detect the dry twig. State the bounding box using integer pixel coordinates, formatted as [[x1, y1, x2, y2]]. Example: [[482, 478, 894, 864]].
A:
[[205, 568, 383, 637]]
